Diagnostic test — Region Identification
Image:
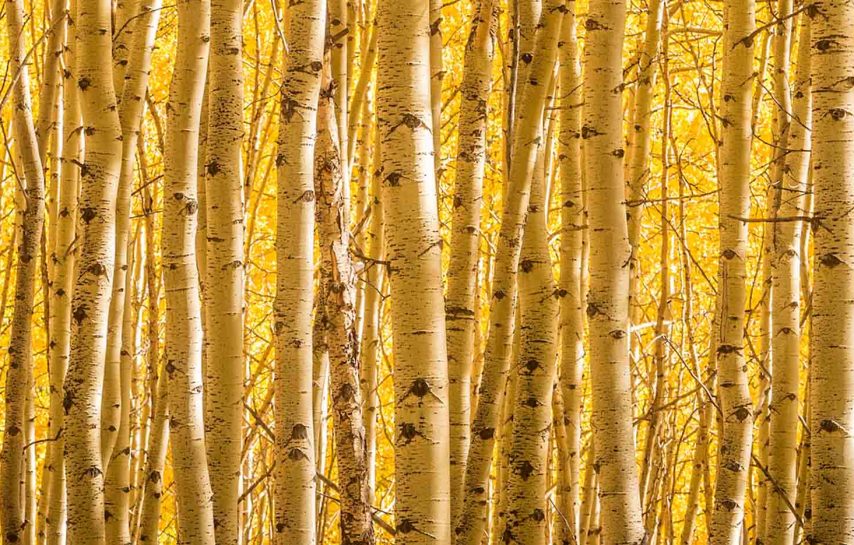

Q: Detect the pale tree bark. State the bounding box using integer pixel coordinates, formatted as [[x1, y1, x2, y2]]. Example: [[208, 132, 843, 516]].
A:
[[104, 233, 139, 545], [581, 0, 646, 542], [454, 3, 564, 544], [359, 131, 384, 499], [376, 0, 452, 543], [100, 0, 145, 465], [556, 3, 584, 541], [503, 146, 558, 545], [314, 75, 375, 545], [273, 1, 326, 543], [445, 0, 495, 523], [1, 0, 47, 541], [765, 14, 811, 545], [133, 160, 169, 545], [102, 3, 162, 541], [709, 0, 756, 541], [162, 0, 216, 542], [329, 0, 349, 172], [205, 0, 245, 542], [429, 0, 444, 183], [63, 0, 124, 541], [808, 0, 854, 540], [44, 5, 80, 543], [625, 0, 665, 270], [112, 0, 141, 94]]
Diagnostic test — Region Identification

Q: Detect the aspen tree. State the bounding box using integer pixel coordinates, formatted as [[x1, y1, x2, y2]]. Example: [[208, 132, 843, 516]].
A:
[[360, 130, 384, 499], [273, 0, 326, 543], [455, 3, 564, 544], [162, 0, 216, 542], [445, 0, 495, 522], [556, 2, 584, 540], [503, 146, 558, 545], [625, 0, 665, 257], [756, 0, 796, 529], [429, 0, 444, 182], [809, 0, 854, 540], [112, 0, 141, 94], [44, 5, 80, 542], [63, 0, 124, 541], [205, 0, 245, 542], [765, 14, 811, 545], [102, 3, 162, 539], [101, 0, 161, 470], [329, 0, 349, 170], [376, 0, 452, 543], [1, 0, 46, 541], [104, 234, 139, 545], [315, 73, 375, 545], [581, 0, 646, 541], [708, 0, 755, 540]]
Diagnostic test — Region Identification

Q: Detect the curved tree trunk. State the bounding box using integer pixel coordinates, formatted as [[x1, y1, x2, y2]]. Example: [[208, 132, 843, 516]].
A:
[[454, 4, 563, 543], [504, 146, 558, 545], [445, 0, 495, 523], [63, 0, 124, 541], [162, 0, 216, 542], [1, 0, 47, 541], [103, 3, 162, 541]]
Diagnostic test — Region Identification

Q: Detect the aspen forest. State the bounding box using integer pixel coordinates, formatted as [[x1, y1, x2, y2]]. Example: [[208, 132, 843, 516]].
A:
[[1, 0, 854, 542]]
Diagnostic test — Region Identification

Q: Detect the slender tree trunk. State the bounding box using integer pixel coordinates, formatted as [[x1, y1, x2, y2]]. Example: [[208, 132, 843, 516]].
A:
[[765, 14, 811, 545], [102, 3, 161, 541], [1, 0, 47, 541], [455, 4, 563, 543], [708, 0, 755, 541], [445, 0, 495, 523], [315, 73, 375, 545], [273, 1, 326, 543], [556, 4, 584, 541], [359, 129, 384, 500], [581, 0, 646, 541], [63, 0, 124, 541], [808, 0, 854, 541], [503, 146, 558, 545], [162, 0, 216, 542], [205, 1, 246, 542], [376, 1, 452, 543], [429, 0, 444, 184]]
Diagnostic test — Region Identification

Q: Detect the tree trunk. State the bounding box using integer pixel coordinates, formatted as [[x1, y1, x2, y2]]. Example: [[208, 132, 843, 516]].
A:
[[445, 0, 495, 523], [581, 0, 646, 541], [315, 73, 375, 545], [162, 0, 216, 542], [454, 3, 563, 543], [205, 1, 246, 542], [556, 3, 584, 541], [503, 146, 558, 545], [765, 13, 811, 545], [1, 0, 47, 541], [376, 1, 452, 543], [808, 0, 854, 540], [708, 0, 755, 541], [273, 1, 326, 543], [63, 0, 124, 541]]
